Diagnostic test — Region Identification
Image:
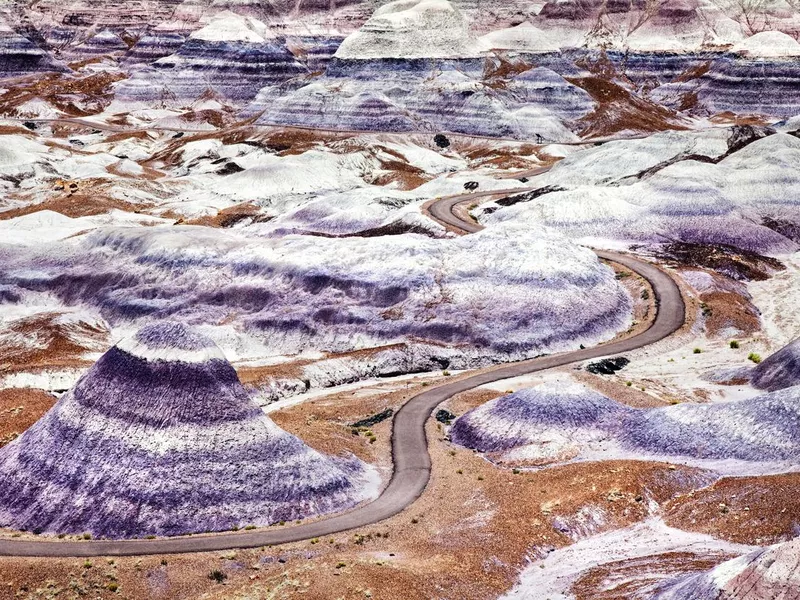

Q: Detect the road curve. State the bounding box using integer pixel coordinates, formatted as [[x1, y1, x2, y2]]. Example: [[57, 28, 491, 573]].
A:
[[0, 191, 685, 558]]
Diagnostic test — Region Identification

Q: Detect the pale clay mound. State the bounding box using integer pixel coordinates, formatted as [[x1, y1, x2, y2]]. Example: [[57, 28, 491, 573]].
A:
[[480, 129, 800, 254], [190, 11, 277, 43], [477, 22, 566, 52], [334, 0, 482, 59], [732, 31, 800, 57]]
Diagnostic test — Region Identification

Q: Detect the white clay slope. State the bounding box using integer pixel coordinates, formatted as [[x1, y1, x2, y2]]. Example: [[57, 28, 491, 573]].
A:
[[334, 0, 482, 59]]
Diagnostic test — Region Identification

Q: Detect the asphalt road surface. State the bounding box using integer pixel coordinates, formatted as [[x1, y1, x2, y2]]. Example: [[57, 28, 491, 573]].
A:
[[0, 188, 685, 557]]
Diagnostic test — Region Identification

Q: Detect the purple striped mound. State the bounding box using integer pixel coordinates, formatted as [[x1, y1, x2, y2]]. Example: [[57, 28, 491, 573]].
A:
[[450, 380, 800, 473], [0, 322, 378, 539]]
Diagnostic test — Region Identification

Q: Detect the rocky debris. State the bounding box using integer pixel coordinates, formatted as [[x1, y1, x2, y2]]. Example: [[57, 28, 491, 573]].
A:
[[350, 408, 394, 428], [657, 242, 785, 282], [435, 409, 456, 424], [725, 125, 776, 155], [0, 322, 378, 538], [495, 186, 565, 207], [585, 356, 629, 375]]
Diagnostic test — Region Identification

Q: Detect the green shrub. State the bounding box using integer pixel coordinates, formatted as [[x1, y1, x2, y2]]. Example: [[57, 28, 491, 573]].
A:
[[730, 340, 740, 349], [693, 348, 702, 354], [748, 352, 762, 363]]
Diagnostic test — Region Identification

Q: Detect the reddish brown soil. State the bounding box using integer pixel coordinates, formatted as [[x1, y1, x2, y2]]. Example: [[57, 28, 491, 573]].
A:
[[0, 313, 109, 373], [482, 53, 534, 90], [567, 75, 689, 139], [710, 112, 772, 126], [674, 61, 713, 83], [699, 290, 761, 337], [0, 388, 55, 447], [180, 203, 266, 228], [369, 158, 429, 190], [0, 125, 37, 136], [0, 178, 155, 220], [664, 473, 800, 545], [572, 551, 737, 600], [0, 71, 125, 117]]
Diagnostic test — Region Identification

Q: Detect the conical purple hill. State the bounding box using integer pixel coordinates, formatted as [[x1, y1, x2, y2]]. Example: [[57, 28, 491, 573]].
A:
[[0, 322, 378, 539]]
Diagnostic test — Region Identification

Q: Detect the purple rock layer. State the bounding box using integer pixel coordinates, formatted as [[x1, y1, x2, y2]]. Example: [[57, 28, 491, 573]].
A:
[[0, 322, 376, 539], [250, 59, 590, 140], [123, 31, 187, 65], [116, 37, 308, 105], [68, 29, 128, 58], [0, 223, 631, 364], [451, 382, 800, 464], [751, 338, 800, 392], [650, 55, 800, 119], [0, 23, 65, 79]]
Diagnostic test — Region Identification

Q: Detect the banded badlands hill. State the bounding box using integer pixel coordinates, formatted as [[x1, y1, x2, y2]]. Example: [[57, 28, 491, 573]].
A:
[[1, 0, 800, 598]]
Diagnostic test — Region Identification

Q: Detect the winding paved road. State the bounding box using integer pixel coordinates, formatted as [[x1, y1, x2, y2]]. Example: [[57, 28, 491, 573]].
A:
[[0, 190, 685, 558]]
